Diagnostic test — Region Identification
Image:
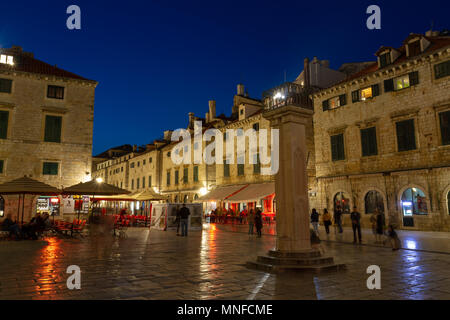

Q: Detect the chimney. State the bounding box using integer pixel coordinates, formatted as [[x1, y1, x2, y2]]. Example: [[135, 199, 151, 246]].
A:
[[208, 100, 216, 120], [188, 112, 194, 128], [303, 58, 310, 88], [163, 130, 173, 140], [205, 112, 210, 123], [237, 84, 245, 96]]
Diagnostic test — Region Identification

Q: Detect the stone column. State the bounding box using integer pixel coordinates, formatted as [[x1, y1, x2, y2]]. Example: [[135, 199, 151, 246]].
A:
[[263, 105, 314, 253]]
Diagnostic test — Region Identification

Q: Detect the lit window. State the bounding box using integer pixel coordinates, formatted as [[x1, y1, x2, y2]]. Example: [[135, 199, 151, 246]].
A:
[[329, 96, 340, 109], [394, 75, 410, 91], [360, 87, 373, 101], [0, 55, 14, 65]]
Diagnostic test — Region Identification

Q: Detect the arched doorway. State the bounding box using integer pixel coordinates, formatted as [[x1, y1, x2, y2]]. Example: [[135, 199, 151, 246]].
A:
[[333, 192, 350, 214], [0, 195, 4, 218], [401, 187, 427, 227], [364, 190, 384, 214]]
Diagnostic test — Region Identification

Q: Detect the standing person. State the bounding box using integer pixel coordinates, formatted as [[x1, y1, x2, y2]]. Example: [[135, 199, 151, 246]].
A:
[[254, 209, 263, 238], [370, 210, 378, 242], [350, 206, 362, 243], [310, 208, 319, 235], [248, 209, 255, 235], [386, 225, 401, 251], [334, 205, 343, 233], [175, 206, 181, 236], [322, 209, 331, 234], [375, 209, 385, 243], [179, 204, 191, 237]]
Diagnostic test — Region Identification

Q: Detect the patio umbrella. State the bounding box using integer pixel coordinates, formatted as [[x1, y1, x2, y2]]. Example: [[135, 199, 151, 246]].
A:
[[0, 176, 62, 224], [132, 190, 168, 226]]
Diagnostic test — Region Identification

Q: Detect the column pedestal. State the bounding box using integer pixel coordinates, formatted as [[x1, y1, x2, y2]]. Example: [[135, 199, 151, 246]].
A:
[[246, 106, 345, 273]]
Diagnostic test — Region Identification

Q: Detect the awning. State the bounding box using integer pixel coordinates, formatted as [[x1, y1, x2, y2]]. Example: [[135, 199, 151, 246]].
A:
[[197, 185, 248, 202], [224, 182, 275, 203]]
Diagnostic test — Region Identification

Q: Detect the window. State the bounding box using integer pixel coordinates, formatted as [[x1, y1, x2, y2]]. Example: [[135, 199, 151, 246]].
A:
[[379, 52, 391, 68], [149, 157, 153, 163], [361, 127, 378, 156], [121, 166, 123, 172], [44, 115, 62, 143], [401, 187, 427, 215], [0, 54, 13, 65], [0, 159, 3, 174], [137, 178, 140, 189], [253, 123, 260, 131], [323, 94, 346, 111], [47, 85, 64, 99], [193, 166, 199, 182], [131, 179, 134, 189], [194, 142, 199, 150], [408, 41, 421, 56], [143, 159, 146, 165], [385, 72, 419, 92], [253, 154, 261, 174], [120, 182, 123, 189], [149, 176, 152, 188], [364, 191, 384, 214], [0, 195, 4, 217], [137, 161, 140, 167], [224, 163, 230, 177], [130, 163, 135, 168], [175, 170, 179, 185], [334, 192, 350, 214], [167, 152, 171, 157], [396, 119, 416, 151], [435, 60, 450, 79], [183, 168, 188, 183], [330, 134, 345, 161], [439, 111, 450, 145], [0, 110, 9, 139], [360, 85, 379, 101], [240, 109, 244, 115], [142, 177, 145, 189], [0, 78, 12, 93], [237, 155, 244, 176], [43, 162, 58, 175]]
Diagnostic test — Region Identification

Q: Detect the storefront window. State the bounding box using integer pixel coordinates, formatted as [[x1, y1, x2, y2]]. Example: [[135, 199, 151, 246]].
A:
[[36, 196, 60, 216], [334, 192, 350, 214], [0, 195, 4, 217], [364, 190, 384, 214], [401, 187, 428, 215]]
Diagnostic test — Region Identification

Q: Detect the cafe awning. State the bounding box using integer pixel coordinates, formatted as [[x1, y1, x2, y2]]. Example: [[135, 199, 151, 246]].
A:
[[63, 180, 130, 196], [197, 184, 248, 202], [224, 182, 275, 203], [0, 176, 61, 195]]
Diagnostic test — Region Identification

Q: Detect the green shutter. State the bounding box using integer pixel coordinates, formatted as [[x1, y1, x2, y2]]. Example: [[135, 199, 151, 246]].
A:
[[322, 100, 329, 111], [351, 90, 359, 103], [0, 79, 12, 93], [0, 111, 8, 139], [44, 116, 62, 143], [434, 60, 450, 79], [396, 120, 416, 151], [361, 127, 378, 156], [372, 84, 380, 97], [339, 94, 347, 106], [183, 168, 188, 183], [384, 79, 394, 92], [409, 71, 419, 86], [43, 162, 58, 175], [439, 111, 450, 145], [331, 134, 345, 161], [193, 166, 199, 182], [224, 163, 230, 177]]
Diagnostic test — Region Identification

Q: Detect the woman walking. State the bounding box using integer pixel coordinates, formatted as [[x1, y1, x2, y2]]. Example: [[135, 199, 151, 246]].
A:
[[310, 208, 319, 235], [254, 209, 263, 238], [322, 209, 332, 234]]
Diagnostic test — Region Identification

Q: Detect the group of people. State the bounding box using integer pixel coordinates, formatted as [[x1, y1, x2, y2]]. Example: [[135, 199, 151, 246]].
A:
[[310, 206, 401, 250], [0, 212, 51, 240], [247, 208, 263, 237]]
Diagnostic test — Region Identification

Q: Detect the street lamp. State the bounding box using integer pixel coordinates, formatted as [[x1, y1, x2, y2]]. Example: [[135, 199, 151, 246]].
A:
[[96, 177, 103, 183]]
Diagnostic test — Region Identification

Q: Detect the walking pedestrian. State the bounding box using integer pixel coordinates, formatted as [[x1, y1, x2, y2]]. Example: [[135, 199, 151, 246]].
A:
[[334, 205, 343, 233], [254, 209, 263, 238], [385, 224, 401, 251], [322, 209, 331, 234], [248, 209, 255, 235], [310, 208, 319, 235], [179, 204, 190, 237], [350, 206, 362, 243]]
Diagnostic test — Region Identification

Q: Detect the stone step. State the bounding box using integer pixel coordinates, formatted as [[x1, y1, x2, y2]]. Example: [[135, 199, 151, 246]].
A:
[[257, 255, 335, 266], [246, 261, 346, 274], [268, 249, 322, 259]]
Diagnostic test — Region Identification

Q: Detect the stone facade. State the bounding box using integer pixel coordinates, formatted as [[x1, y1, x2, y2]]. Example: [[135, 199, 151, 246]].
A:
[[312, 32, 450, 231]]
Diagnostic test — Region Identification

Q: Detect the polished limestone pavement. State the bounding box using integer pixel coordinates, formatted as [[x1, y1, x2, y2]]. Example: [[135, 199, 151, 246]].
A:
[[0, 225, 449, 300]]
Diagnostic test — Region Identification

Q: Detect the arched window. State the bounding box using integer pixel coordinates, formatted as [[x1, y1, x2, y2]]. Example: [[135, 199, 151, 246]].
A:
[[194, 194, 199, 201], [364, 190, 384, 214], [174, 195, 178, 203], [183, 195, 189, 203], [401, 187, 428, 215], [0, 195, 4, 217], [334, 192, 350, 214]]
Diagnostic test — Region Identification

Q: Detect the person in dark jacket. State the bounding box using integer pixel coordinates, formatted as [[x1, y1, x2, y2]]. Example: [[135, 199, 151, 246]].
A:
[[254, 209, 263, 238], [350, 206, 362, 243], [310, 208, 319, 235], [179, 204, 190, 237], [375, 210, 385, 243], [175, 206, 181, 236], [386, 224, 401, 251], [334, 205, 343, 233], [1, 214, 22, 239]]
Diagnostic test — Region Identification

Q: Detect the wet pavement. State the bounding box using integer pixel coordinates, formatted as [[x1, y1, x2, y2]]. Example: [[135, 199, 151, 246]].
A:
[[0, 224, 449, 300]]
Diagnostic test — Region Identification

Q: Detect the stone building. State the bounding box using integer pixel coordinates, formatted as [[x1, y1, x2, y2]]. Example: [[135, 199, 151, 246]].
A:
[[312, 31, 450, 231], [0, 46, 97, 220]]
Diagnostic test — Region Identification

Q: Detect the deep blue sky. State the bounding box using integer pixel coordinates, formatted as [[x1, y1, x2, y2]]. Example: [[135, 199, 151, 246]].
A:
[[1, 0, 448, 155]]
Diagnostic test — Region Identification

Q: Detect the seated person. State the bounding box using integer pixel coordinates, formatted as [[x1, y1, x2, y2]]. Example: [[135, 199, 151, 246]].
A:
[[1, 214, 22, 239], [22, 212, 44, 240]]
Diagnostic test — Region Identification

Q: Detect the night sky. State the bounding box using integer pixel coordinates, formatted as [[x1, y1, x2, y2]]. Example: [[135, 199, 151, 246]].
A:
[[1, 0, 448, 155]]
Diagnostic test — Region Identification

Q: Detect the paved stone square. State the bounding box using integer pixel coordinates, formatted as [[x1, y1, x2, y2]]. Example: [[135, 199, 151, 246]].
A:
[[0, 225, 449, 300]]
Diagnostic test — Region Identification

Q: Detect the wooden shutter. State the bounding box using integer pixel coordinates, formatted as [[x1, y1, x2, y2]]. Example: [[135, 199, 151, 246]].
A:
[[43, 162, 58, 175], [193, 166, 199, 181], [0, 111, 8, 139], [331, 134, 345, 161], [409, 71, 419, 86], [322, 99, 329, 111], [384, 79, 394, 92], [372, 84, 380, 97], [396, 120, 416, 151], [0, 79, 12, 93], [361, 127, 378, 156], [44, 116, 62, 142], [339, 94, 347, 106], [439, 111, 450, 145], [351, 90, 359, 103]]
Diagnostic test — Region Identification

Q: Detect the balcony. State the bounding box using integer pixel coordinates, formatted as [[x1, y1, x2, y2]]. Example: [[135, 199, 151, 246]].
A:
[[262, 82, 315, 111]]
